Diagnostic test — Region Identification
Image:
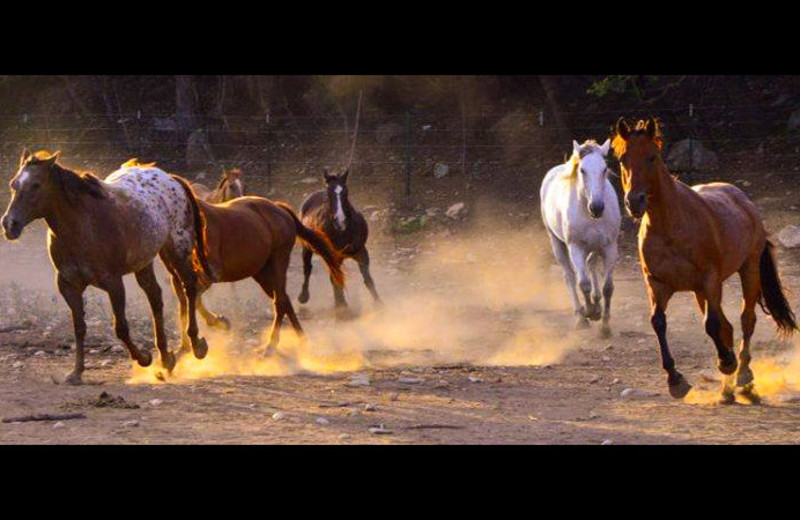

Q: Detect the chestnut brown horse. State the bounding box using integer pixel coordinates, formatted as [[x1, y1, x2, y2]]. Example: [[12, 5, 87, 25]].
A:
[[191, 168, 246, 203], [298, 169, 382, 315], [1, 153, 210, 385], [613, 117, 797, 403], [173, 195, 345, 357]]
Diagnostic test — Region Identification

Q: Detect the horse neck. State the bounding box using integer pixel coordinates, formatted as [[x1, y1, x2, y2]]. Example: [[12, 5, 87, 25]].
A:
[[43, 190, 85, 239], [644, 163, 681, 234]]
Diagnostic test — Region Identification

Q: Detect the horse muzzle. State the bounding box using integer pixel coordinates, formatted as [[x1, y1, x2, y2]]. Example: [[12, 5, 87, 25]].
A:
[[1, 215, 22, 240], [588, 201, 605, 219]]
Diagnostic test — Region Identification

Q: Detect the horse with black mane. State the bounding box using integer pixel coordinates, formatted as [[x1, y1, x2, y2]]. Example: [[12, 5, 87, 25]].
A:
[[298, 169, 382, 315], [613, 117, 797, 403]]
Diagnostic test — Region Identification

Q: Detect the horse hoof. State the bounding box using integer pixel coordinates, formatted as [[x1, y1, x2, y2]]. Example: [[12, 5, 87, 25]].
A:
[[717, 357, 738, 376], [63, 372, 83, 386], [137, 350, 153, 368], [262, 345, 276, 358], [193, 338, 208, 360], [161, 351, 177, 374], [598, 325, 612, 339], [718, 389, 736, 405], [668, 374, 692, 399], [736, 367, 754, 387], [213, 316, 231, 331], [298, 291, 310, 304], [737, 383, 761, 405], [586, 307, 602, 322], [574, 317, 590, 330]]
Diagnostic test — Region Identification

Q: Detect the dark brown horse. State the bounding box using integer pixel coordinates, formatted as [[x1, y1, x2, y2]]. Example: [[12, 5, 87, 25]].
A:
[[191, 168, 246, 203], [298, 169, 382, 314], [172, 194, 345, 357], [613, 117, 797, 403], [1, 153, 210, 385]]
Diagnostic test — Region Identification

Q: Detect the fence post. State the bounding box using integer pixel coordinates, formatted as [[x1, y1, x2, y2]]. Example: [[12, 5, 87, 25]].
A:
[[405, 108, 412, 197]]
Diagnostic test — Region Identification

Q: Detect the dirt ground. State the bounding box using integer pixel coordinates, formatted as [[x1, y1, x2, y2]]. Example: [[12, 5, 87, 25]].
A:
[[3, 167, 800, 445]]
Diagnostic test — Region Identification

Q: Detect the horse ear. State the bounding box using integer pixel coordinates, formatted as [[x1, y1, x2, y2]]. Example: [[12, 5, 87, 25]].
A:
[[323, 168, 335, 183], [616, 117, 631, 140], [44, 151, 60, 166], [645, 117, 658, 140], [599, 139, 611, 157], [19, 148, 31, 166], [341, 169, 349, 183], [572, 140, 581, 155]]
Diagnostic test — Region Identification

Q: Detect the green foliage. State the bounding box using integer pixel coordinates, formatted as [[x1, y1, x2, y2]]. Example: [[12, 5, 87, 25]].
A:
[[587, 75, 660, 98]]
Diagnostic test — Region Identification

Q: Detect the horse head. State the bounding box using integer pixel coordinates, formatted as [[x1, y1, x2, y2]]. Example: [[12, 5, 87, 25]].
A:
[[612, 116, 663, 219], [221, 168, 246, 200], [323, 168, 350, 232], [571, 138, 611, 219], [2, 149, 62, 240]]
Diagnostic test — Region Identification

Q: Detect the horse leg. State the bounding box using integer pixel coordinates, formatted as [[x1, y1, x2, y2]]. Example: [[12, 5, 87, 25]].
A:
[[160, 252, 208, 360], [648, 279, 691, 398], [586, 253, 602, 322], [169, 273, 191, 356], [196, 287, 231, 331], [736, 259, 761, 402], [104, 277, 152, 368], [353, 247, 383, 307], [568, 243, 594, 327], [57, 275, 87, 385], [270, 251, 306, 341], [548, 232, 585, 328], [298, 246, 313, 304], [701, 278, 738, 404], [599, 245, 618, 338], [252, 269, 282, 356], [134, 263, 175, 373]]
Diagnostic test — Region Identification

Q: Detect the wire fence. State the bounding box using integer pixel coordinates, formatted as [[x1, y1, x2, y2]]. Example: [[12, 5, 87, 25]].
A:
[[0, 102, 798, 197]]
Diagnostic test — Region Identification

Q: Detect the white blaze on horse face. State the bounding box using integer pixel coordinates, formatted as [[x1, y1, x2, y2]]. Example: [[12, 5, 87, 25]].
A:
[[17, 170, 30, 188], [579, 151, 608, 207], [334, 185, 346, 230]]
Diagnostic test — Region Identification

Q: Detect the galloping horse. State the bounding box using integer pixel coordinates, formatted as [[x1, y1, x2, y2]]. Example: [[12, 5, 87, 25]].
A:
[[298, 169, 382, 315], [541, 139, 620, 337], [0, 152, 210, 384], [191, 168, 246, 203], [613, 117, 797, 402], [173, 195, 345, 357]]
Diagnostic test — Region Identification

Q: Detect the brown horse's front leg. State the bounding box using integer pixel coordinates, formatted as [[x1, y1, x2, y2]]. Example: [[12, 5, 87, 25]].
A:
[[105, 277, 153, 368], [57, 275, 87, 385], [648, 282, 691, 399]]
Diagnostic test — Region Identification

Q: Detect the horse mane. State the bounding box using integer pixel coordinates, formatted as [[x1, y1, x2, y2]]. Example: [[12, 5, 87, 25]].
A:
[[121, 158, 157, 169], [51, 163, 107, 201], [611, 118, 664, 157]]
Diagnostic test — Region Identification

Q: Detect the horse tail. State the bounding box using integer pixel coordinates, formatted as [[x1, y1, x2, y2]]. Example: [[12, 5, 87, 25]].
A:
[[172, 175, 212, 280], [275, 201, 345, 287], [759, 239, 797, 336]]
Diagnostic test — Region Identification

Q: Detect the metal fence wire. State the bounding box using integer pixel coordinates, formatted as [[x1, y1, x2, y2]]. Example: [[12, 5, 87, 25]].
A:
[[0, 103, 797, 197]]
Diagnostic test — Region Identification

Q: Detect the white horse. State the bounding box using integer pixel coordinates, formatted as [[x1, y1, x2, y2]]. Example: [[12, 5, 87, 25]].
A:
[[540, 139, 621, 337]]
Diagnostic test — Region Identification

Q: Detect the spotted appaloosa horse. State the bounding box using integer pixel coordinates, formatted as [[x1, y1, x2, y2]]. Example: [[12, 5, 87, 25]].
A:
[[613, 117, 797, 402], [540, 139, 621, 337], [191, 168, 246, 203], [298, 169, 382, 315], [0, 152, 210, 385]]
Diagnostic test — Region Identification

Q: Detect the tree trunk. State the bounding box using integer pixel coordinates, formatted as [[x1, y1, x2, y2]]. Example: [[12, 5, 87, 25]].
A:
[[538, 75, 571, 142]]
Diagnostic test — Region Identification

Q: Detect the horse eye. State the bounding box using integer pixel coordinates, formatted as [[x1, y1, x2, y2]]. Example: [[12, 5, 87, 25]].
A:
[[31, 182, 41, 190], [648, 156, 656, 163]]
